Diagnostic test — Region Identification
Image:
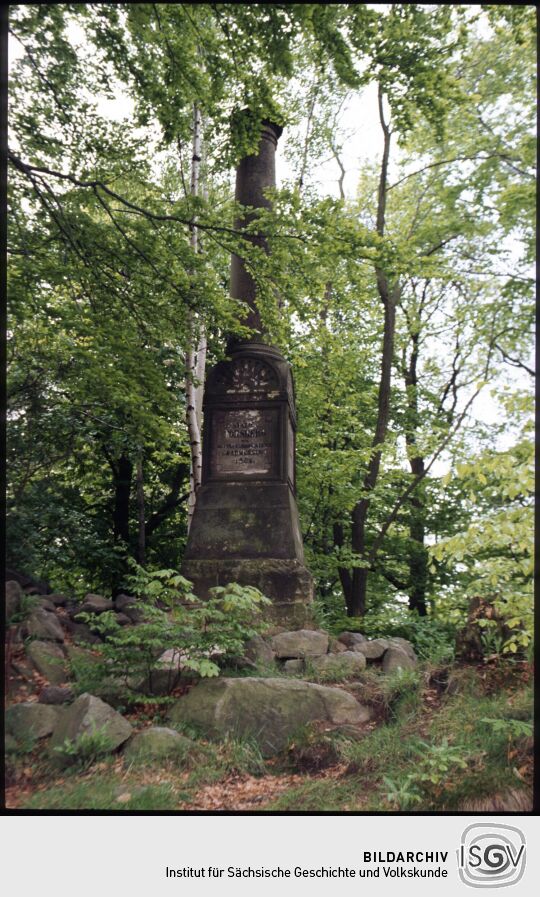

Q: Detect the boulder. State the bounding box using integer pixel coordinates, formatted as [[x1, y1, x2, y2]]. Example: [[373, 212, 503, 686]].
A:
[[337, 631, 367, 650], [63, 619, 102, 645], [120, 605, 145, 624], [39, 686, 75, 705], [5, 581, 23, 622], [6, 702, 64, 740], [48, 593, 68, 607], [328, 638, 348, 654], [271, 629, 329, 659], [308, 651, 367, 677], [243, 634, 275, 666], [80, 594, 114, 614], [26, 640, 68, 685], [357, 638, 390, 661], [49, 693, 133, 754], [123, 727, 195, 763], [388, 637, 417, 661], [167, 677, 367, 757], [114, 613, 132, 626], [37, 598, 57, 613], [5, 734, 18, 753], [24, 608, 65, 642], [284, 659, 304, 673], [114, 593, 137, 612], [382, 646, 417, 673]]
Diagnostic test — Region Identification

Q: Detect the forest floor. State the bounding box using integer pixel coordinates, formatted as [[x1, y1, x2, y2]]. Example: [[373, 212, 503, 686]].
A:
[[5, 659, 533, 812]]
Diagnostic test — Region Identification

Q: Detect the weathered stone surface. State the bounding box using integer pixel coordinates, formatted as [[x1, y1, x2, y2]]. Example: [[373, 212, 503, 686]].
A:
[[26, 640, 68, 685], [37, 597, 57, 612], [243, 634, 275, 666], [5, 733, 18, 753], [6, 702, 64, 740], [283, 659, 304, 673], [357, 638, 390, 661], [49, 693, 133, 754], [382, 646, 417, 673], [5, 580, 23, 622], [80, 594, 114, 614], [24, 608, 65, 642], [114, 593, 136, 612], [388, 637, 417, 661], [182, 557, 314, 629], [167, 677, 366, 757], [39, 686, 75, 705], [308, 651, 367, 677], [328, 638, 348, 654], [114, 613, 132, 626], [337, 631, 367, 650], [271, 629, 328, 659], [63, 619, 102, 644], [121, 605, 145, 624], [123, 727, 195, 763], [48, 593, 68, 607]]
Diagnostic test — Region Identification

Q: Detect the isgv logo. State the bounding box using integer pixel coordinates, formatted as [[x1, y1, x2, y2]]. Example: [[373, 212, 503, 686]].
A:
[[458, 823, 526, 888]]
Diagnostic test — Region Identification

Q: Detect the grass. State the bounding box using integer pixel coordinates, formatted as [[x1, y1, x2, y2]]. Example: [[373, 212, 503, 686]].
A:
[[11, 661, 533, 812]]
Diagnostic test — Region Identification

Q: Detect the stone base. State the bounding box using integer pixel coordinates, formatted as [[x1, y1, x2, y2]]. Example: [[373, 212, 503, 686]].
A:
[[181, 558, 314, 630]]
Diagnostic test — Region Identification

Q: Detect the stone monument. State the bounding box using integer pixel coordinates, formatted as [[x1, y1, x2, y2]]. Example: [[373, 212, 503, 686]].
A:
[[182, 120, 314, 628]]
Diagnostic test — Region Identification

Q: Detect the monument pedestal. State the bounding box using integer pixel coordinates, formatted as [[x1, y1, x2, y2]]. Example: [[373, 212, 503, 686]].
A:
[[183, 341, 314, 628]]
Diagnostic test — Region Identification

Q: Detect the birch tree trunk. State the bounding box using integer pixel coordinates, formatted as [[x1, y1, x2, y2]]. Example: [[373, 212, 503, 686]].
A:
[[185, 103, 206, 532]]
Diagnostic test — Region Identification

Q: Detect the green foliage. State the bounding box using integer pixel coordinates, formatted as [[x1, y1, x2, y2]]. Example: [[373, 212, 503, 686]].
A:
[[383, 739, 469, 809], [52, 724, 115, 770], [72, 564, 271, 703]]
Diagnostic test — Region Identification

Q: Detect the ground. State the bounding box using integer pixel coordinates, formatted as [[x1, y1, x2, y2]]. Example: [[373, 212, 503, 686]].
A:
[[5, 658, 533, 812]]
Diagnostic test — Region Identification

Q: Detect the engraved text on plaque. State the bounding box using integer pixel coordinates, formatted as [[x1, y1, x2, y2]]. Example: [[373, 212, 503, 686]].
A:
[[212, 409, 277, 476]]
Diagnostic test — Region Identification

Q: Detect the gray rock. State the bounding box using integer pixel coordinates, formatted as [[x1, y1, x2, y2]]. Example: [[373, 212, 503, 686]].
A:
[[5, 581, 23, 622], [26, 640, 68, 685], [37, 598, 57, 612], [49, 693, 133, 755], [80, 594, 114, 614], [357, 638, 390, 660], [328, 638, 348, 654], [63, 619, 102, 644], [308, 651, 367, 677], [284, 659, 304, 673], [388, 637, 417, 661], [39, 686, 75, 705], [337, 631, 367, 649], [114, 613, 132, 626], [114, 593, 136, 612], [5, 733, 18, 753], [123, 727, 195, 763], [6, 702, 64, 740], [167, 677, 366, 757], [48, 593, 68, 607], [121, 605, 145, 624], [24, 608, 65, 642], [382, 646, 417, 673], [243, 634, 275, 665], [271, 629, 329, 659]]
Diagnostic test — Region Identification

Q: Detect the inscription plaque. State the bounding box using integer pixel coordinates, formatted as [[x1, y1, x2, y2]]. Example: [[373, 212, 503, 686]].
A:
[[211, 408, 277, 476]]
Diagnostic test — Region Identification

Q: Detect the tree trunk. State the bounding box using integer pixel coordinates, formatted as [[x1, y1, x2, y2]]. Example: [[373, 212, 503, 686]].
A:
[[404, 327, 427, 615], [347, 86, 399, 617], [185, 103, 206, 532], [112, 453, 133, 546], [136, 452, 146, 565]]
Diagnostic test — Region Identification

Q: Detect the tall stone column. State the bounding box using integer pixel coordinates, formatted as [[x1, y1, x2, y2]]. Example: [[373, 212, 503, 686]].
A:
[[182, 118, 314, 629]]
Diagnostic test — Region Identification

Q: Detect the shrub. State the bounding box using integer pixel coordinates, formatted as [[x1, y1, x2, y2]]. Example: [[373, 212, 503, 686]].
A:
[[73, 564, 271, 704], [53, 724, 115, 769]]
